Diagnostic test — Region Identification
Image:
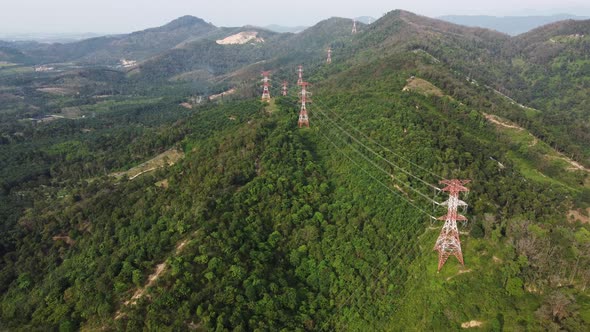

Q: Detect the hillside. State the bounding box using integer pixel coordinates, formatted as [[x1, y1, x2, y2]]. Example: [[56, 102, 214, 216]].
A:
[[1, 9, 589, 331], [341, 10, 590, 167], [135, 17, 355, 83], [2, 16, 217, 65]]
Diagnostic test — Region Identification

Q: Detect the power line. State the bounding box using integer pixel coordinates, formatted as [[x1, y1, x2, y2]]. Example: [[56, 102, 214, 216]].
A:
[[316, 129, 429, 329], [313, 105, 442, 193], [283, 96, 435, 329], [317, 127, 437, 220], [313, 98, 444, 182], [314, 110, 441, 206]]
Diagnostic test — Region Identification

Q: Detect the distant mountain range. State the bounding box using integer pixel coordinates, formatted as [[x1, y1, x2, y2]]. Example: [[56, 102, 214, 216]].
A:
[[262, 16, 376, 34], [0, 16, 218, 65], [355, 16, 377, 24], [0, 32, 106, 44], [263, 25, 308, 33], [438, 14, 590, 35]]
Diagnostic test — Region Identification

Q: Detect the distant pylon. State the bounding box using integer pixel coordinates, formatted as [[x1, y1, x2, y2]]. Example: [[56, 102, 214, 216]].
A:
[[434, 179, 470, 272], [327, 47, 332, 64], [297, 65, 304, 85], [282, 81, 288, 96], [261, 71, 271, 102], [352, 19, 357, 34], [298, 81, 311, 128]]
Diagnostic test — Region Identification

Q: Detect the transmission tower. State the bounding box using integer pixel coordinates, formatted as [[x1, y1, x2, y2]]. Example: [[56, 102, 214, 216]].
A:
[[298, 81, 311, 128], [352, 19, 357, 34], [282, 81, 288, 96], [327, 47, 332, 64], [261, 71, 271, 102], [434, 179, 470, 272], [297, 65, 304, 85]]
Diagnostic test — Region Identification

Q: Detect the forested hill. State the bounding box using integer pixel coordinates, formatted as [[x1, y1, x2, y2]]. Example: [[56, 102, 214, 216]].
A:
[[0, 15, 217, 65], [0, 8, 589, 331], [347, 10, 590, 167]]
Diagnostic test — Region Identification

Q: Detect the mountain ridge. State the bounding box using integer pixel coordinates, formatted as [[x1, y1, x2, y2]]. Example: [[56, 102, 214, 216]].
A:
[[439, 13, 590, 35]]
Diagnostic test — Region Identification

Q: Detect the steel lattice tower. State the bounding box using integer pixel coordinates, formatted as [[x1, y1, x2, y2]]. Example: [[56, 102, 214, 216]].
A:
[[298, 81, 310, 128], [261, 71, 271, 102], [327, 47, 332, 64], [297, 65, 304, 86], [434, 179, 470, 271], [352, 19, 357, 34], [282, 81, 288, 96]]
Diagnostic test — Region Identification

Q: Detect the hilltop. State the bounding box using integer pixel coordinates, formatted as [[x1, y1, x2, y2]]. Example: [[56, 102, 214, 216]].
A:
[[0, 15, 217, 65]]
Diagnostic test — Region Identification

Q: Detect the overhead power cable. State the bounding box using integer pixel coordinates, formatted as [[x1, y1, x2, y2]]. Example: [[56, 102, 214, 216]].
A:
[[316, 128, 430, 326], [314, 110, 441, 207], [313, 98, 444, 182], [313, 105, 441, 193], [316, 127, 437, 220]]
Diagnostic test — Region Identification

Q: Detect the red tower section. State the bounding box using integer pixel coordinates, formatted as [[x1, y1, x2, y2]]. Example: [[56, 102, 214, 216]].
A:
[[434, 179, 470, 271], [261, 71, 271, 102], [297, 65, 304, 86], [298, 82, 311, 128]]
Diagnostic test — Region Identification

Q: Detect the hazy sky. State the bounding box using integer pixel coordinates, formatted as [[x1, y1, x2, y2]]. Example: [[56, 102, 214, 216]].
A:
[[1, 0, 590, 34]]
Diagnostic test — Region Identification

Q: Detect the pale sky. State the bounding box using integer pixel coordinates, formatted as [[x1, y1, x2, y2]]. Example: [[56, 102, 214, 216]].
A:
[[1, 0, 589, 34]]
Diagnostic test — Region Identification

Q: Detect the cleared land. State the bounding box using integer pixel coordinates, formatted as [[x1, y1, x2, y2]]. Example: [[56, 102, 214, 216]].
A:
[[402, 77, 444, 97], [111, 148, 184, 180], [37, 87, 77, 96], [216, 31, 264, 45]]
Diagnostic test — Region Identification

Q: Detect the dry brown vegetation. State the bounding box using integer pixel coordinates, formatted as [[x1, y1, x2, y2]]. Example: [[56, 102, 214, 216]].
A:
[[402, 77, 444, 97]]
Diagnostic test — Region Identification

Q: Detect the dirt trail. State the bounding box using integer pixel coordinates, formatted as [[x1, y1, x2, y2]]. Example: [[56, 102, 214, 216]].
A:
[[568, 208, 590, 224], [115, 236, 194, 320], [560, 158, 590, 172], [447, 269, 472, 281], [482, 113, 523, 130], [52, 235, 75, 245], [528, 134, 538, 147], [128, 167, 158, 180], [115, 263, 167, 320], [125, 263, 167, 306], [461, 320, 483, 328], [483, 113, 590, 173], [546, 155, 590, 173], [176, 239, 189, 254]]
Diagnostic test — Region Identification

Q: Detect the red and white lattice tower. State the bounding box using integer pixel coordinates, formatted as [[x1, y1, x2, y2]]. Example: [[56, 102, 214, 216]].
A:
[[352, 19, 357, 34], [327, 47, 332, 64], [261, 71, 271, 102], [298, 81, 311, 128], [434, 179, 470, 271], [282, 81, 288, 96], [297, 65, 304, 86]]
